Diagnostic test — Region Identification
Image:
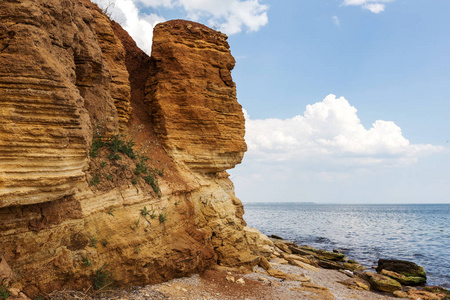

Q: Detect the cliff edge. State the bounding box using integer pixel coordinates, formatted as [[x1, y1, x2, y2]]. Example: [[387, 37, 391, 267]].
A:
[[0, 0, 272, 297]]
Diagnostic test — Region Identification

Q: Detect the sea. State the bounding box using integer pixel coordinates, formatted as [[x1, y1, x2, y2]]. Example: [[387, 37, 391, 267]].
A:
[[243, 203, 450, 288]]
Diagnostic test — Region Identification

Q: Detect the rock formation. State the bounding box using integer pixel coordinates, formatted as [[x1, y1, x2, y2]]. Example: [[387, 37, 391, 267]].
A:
[[0, 0, 271, 297]]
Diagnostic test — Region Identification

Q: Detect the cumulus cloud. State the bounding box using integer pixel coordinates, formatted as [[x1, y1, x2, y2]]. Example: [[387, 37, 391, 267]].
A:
[[244, 95, 442, 168], [92, 0, 268, 53], [342, 0, 393, 13]]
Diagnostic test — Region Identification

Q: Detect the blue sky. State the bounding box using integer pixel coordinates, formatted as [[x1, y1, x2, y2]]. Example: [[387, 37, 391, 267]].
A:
[[93, 0, 450, 203]]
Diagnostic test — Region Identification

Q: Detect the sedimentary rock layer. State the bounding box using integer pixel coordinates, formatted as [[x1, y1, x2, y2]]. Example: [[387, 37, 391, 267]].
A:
[[147, 20, 247, 173], [0, 1, 267, 298]]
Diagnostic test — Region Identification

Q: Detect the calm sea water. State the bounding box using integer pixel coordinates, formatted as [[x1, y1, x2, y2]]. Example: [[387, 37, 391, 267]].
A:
[[243, 203, 450, 288]]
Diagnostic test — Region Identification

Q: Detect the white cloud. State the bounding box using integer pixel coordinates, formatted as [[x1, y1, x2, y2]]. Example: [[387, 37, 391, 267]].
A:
[[332, 16, 340, 27], [342, 0, 393, 14], [92, 0, 268, 53], [244, 95, 443, 169]]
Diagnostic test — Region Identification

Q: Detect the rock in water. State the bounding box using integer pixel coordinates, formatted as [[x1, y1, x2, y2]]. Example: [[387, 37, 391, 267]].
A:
[[376, 259, 426, 284]]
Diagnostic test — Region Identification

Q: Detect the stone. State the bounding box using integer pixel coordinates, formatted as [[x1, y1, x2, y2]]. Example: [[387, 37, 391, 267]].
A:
[[381, 269, 426, 286], [258, 257, 272, 271], [280, 253, 312, 264], [270, 258, 289, 265], [274, 242, 292, 254], [225, 275, 235, 283], [402, 288, 447, 300], [269, 234, 284, 240], [285, 274, 311, 282], [376, 259, 427, 282], [366, 272, 402, 293], [338, 278, 371, 291], [0, 256, 12, 284], [258, 277, 270, 284], [291, 283, 335, 300], [236, 278, 245, 285], [393, 290, 409, 298], [343, 262, 365, 271], [318, 259, 345, 270], [266, 269, 287, 280], [244, 227, 274, 257], [289, 259, 320, 271]]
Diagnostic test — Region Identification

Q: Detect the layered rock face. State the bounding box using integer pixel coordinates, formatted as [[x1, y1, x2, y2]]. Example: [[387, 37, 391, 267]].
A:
[[0, 1, 270, 297], [147, 20, 247, 173]]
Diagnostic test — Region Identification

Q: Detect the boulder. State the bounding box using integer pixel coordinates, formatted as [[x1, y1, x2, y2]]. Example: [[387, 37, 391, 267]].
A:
[[381, 269, 426, 286], [366, 272, 402, 293], [244, 227, 274, 257], [376, 259, 426, 282], [258, 256, 272, 271]]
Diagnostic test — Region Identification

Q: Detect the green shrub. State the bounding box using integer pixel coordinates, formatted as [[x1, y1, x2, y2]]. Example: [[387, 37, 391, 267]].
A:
[[93, 265, 112, 290], [158, 213, 167, 223], [90, 236, 98, 248], [81, 257, 92, 267], [90, 175, 100, 186], [0, 279, 10, 300]]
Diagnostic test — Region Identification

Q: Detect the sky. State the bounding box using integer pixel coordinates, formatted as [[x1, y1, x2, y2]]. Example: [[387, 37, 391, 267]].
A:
[[92, 0, 450, 204]]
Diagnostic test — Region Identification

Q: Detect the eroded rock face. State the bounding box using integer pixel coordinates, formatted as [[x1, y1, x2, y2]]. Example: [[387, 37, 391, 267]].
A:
[[0, 0, 130, 208], [0, 1, 258, 297], [147, 20, 247, 173]]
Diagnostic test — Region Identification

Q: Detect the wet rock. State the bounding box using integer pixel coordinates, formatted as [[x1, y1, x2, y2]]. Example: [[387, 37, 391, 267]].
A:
[[269, 234, 284, 240], [376, 259, 426, 282], [318, 259, 344, 270], [274, 242, 292, 254], [343, 261, 365, 271], [381, 269, 426, 286], [366, 272, 402, 293]]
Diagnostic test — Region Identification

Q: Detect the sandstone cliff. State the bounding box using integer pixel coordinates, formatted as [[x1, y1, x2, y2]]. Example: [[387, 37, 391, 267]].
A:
[[0, 0, 272, 298]]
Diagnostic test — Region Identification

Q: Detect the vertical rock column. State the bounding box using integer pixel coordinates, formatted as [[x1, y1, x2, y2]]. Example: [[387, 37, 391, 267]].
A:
[[147, 20, 247, 173]]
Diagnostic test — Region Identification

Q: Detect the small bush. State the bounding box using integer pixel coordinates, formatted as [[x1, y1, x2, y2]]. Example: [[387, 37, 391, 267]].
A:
[[158, 213, 167, 223], [105, 174, 113, 181], [100, 238, 109, 247], [81, 257, 92, 267], [93, 265, 112, 290], [90, 175, 100, 186], [90, 236, 98, 248], [0, 279, 10, 300]]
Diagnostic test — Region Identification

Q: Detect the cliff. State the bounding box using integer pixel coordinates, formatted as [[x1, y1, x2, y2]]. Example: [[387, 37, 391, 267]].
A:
[[0, 0, 272, 298]]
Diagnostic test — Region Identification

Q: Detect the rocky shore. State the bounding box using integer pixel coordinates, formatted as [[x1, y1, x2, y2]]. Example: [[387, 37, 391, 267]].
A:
[[2, 235, 448, 300]]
